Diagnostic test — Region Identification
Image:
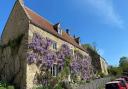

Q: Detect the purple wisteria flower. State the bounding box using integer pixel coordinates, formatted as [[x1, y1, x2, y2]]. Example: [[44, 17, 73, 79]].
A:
[[27, 33, 92, 81]]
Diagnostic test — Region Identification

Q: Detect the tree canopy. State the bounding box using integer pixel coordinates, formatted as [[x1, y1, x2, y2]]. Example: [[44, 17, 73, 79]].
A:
[[119, 56, 128, 75]]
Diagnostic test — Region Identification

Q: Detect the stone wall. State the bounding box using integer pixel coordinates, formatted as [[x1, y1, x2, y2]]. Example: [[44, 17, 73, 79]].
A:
[[0, 1, 93, 89], [1, 1, 29, 45], [0, 34, 28, 89], [28, 24, 89, 56], [100, 57, 108, 75], [27, 64, 40, 89], [0, 1, 29, 89], [26, 23, 92, 89]]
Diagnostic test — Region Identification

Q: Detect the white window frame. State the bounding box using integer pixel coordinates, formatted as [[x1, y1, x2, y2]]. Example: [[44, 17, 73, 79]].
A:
[[51, 64, 57, 77], [52, 42, 57, 50], [51, 64, 63, 77], [58, 28, 62, 35]]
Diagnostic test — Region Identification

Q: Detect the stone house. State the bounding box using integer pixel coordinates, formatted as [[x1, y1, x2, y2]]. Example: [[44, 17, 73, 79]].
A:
[[100, 57, 108, 75], [0, 0, 92, 89]]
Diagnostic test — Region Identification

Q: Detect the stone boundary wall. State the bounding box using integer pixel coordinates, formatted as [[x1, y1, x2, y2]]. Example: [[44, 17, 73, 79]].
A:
[[72, 77, 111, 89]]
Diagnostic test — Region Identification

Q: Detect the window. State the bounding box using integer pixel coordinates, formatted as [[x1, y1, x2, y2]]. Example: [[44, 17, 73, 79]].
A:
[[53, 42, 57, 50], [51, 64, 63, 77], [71, 49, 74, 55], [58, 28, 62, 35], [51, 64, 57, 76]]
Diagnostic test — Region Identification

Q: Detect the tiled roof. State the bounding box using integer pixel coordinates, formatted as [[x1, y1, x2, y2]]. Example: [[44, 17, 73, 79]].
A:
[[23, 6, 86, 52]]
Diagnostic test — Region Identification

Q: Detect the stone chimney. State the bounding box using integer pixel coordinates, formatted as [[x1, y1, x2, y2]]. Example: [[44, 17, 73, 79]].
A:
[[17, 0, 24, 5], [53, 23, 62, 35], [74, 36, 80, 44], [73, 35, 76, 38], [66, 29, 70, 35], [53, 23, 60, 31]]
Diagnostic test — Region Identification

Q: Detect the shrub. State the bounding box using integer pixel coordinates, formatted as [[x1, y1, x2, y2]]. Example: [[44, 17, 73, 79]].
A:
[[86, 80, 90, 83], [0, 87, 6, 89], [54, 83, 63, 89], [100, 73, 105, 78], [34, 85, 52, 89], [7, 86, 15, 89], [61, 81, 72, 89], [0, 81, 15, 89]]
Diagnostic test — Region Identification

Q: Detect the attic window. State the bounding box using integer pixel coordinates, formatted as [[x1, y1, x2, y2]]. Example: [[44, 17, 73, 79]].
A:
[[58, 28, 62, 35], [74, 36, 81, 45], [53, 23, 62, 35]]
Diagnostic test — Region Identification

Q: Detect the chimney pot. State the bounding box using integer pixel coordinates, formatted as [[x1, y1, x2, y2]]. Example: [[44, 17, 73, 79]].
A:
[[18, 0, 24, 5], [53, 23, 60, 31], [66, 29, 70, 35], [74, 35, 76, 38], [74, 37, 80, 44]]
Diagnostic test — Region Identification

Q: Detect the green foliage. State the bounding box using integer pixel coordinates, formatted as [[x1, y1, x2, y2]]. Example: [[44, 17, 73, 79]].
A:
[[7, 86, 15, 89], [108, 66, 123, 76], [98, 72, 105, 78], [82, 43, 98, 53], [34, 84, 52, 89], [119, 57, 128, 74], [0, 81, 7, 88], [54, 82, 63, 89], [86, 80, 91, 83], [57, 58, 71, 81], [0, 87, 6, 89], [0, 81, 15, 89], [108, 56, 128, 77], [110, 77, 116, 81]]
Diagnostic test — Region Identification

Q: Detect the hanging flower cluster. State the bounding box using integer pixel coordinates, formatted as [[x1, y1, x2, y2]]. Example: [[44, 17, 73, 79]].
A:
[[81, 56, 92, 80], [27, 33, 56, 68], [56, 44, 73, 66], [71, 51, 92, 80], [27, 33, 72, 68]]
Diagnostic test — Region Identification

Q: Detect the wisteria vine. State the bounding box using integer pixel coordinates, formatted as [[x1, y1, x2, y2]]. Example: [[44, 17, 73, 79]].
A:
[[27, 33, 92, 80]]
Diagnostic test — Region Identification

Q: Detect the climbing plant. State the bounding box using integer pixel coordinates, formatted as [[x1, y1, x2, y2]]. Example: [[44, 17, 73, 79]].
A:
[[27, 33, 92, 87]]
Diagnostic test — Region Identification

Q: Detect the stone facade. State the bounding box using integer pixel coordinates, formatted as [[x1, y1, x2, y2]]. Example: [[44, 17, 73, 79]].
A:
[[0, 0, 94, 89], [100, 57, 108, 75], [28, 24, 88, 56], [0, 1, 29, 89], [27, 23, 91, 89]]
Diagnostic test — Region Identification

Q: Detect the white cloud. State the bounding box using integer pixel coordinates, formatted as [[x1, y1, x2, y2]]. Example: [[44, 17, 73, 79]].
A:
[[83, 0, 124, 29]]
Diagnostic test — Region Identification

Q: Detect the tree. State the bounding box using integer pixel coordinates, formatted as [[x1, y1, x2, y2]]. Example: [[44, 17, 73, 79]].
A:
[[108, 66, 123, 76], [119, 57, 128, 75], [82, 43, 98, 53]]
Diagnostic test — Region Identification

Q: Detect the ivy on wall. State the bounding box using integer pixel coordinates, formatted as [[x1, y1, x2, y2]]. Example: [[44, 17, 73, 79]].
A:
[[0, 34, 24, 88], [0, 34, 24, 54]]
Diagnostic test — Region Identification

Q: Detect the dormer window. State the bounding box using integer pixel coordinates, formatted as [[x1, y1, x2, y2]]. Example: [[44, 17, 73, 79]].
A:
[[74, 35, 81, 45], [53, 23, 62, 35], [66, 29, 70, 35], [58, 28, 62, 35]]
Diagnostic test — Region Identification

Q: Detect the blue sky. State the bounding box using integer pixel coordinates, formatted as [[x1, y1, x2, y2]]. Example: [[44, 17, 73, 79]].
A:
[[0, 0, 128, 66]]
